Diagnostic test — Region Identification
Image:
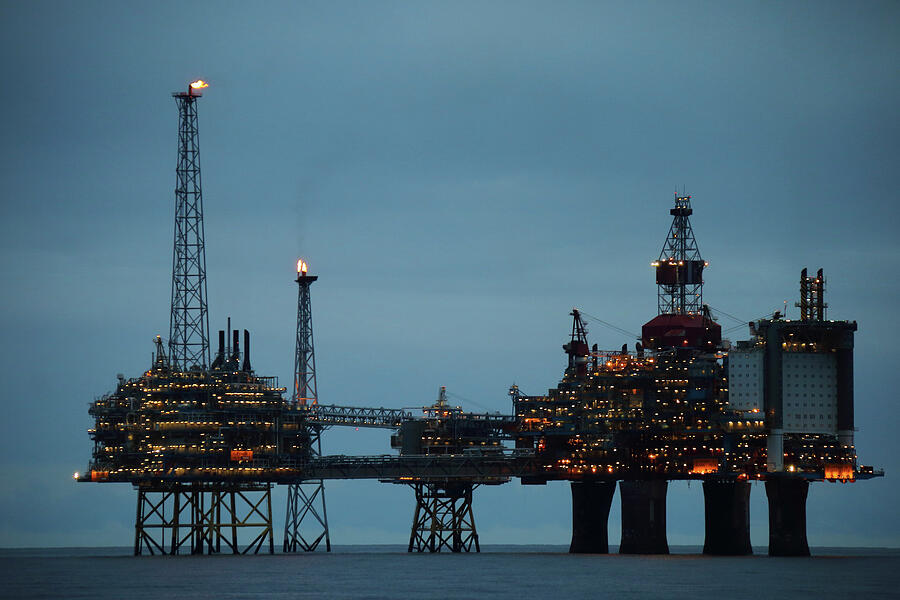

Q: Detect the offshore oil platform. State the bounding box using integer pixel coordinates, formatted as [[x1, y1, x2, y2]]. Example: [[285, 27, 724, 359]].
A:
[[76, 82, 882, 557]]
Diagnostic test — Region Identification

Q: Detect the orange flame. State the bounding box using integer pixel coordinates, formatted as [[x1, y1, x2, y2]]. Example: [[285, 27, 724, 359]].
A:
[[297, 259, 307, 274], [190, 80, 209, 89]]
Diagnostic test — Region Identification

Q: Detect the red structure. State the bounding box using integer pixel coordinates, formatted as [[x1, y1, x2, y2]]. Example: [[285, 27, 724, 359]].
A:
[[641, 312, 721, 350]]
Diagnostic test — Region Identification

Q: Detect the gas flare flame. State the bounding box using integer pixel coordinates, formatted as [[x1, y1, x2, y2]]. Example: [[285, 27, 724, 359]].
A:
[[297, 259, 307, 274], [190, 80, 209, 89]]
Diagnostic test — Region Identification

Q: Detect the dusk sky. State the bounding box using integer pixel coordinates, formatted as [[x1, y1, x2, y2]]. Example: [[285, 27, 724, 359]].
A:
[[1, 1, 898, 548]]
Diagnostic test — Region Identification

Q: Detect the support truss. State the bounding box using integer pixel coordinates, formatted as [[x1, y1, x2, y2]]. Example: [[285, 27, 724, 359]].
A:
[[134, 483, 273, 555], [283, 480, 331, 552], [408, 482, 480, 553], [283, 427, 331, 552]]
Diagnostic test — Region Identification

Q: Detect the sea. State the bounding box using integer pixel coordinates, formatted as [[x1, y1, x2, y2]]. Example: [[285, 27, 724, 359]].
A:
[[2, 545, 898, 599]]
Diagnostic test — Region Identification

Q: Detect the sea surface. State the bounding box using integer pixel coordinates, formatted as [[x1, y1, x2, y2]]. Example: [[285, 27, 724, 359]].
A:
[[2, 545, 898, 599]]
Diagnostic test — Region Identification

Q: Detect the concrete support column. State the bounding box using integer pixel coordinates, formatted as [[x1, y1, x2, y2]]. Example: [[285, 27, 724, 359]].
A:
[[702, 480, 752, 555], [836, 347, 855, 458], [765, 478, 810, 556], [619, 480, 668, 554], [569, 481, 616, 554]]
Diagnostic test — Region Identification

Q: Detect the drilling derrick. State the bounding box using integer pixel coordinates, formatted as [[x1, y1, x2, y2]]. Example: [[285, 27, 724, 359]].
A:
[[642, 193, 720, 350], [562, 309, 590, 379], [283, 259, 331, 552], [170, 80, 210, 370], [654, 193, 704, 315], [795, 268, 827, 321]]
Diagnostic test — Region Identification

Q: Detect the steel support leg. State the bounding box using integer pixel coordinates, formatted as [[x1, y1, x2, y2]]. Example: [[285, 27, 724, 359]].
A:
[[408, 482, 480, 553], [282, 481, 331, 552], [133, 484, 273, 556]]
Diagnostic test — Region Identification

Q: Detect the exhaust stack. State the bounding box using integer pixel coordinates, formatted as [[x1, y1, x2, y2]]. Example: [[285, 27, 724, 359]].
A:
[[242, 329, 252, 372], [211, 330, 225, 369]]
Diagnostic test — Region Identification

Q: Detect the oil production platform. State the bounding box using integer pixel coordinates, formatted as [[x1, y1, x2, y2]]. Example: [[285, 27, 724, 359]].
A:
[[76, 82, 882, 557]]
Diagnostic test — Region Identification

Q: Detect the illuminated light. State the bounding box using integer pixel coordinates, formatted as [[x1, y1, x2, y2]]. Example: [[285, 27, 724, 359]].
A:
[[190, 80, 209, 89], [73, 472, 79, 480], [297, 259, 308, 274], [824, 463, 854, 481], [691, 458, 718, 474], [90, 470, 109, 482]]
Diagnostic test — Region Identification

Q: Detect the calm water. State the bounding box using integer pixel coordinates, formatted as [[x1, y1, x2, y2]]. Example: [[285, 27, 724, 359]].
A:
[[2, 545, 898, 599]]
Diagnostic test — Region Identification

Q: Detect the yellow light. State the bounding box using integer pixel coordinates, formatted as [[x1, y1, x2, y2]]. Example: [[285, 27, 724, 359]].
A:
[[297, 259, 308, 274], [73, 472, 79, 480], [190, 80, 209, 89]]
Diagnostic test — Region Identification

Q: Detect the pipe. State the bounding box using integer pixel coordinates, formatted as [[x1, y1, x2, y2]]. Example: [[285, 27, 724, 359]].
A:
[[799, 268, 808, 321], [816, 268, 825, 320]]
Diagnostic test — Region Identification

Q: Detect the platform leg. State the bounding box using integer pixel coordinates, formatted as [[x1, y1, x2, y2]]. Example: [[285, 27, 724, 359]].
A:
[[765, 478, 810, 556], [702, 480, 752, 555], [619, 480, 668, 554], [569, 481, 616, 554]]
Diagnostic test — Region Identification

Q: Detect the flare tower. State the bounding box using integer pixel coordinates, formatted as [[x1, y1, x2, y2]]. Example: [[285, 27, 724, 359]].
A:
[[169, 81, 210, 370], [283, 260, 331, 552]]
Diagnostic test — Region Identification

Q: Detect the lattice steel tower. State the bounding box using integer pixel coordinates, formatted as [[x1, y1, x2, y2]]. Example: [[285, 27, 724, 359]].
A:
[[292, 259, 318, 407], [653, 193, 707, 315], [169, 80, 211, 370], [408, 482, 480, 553], [283, 259, 331, 552]]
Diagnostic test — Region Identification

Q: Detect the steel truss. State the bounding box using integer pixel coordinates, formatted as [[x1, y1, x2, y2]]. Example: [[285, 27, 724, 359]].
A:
[[133, 483, 273, 555], [304, 404, 413, 428], [408, 482, 480, 553], [169, 89, 210, 370], [656, 193, 704, 315], [283, 481, 330, 552], [282, 265, 331, 552], [283, 427, 331, 552]]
